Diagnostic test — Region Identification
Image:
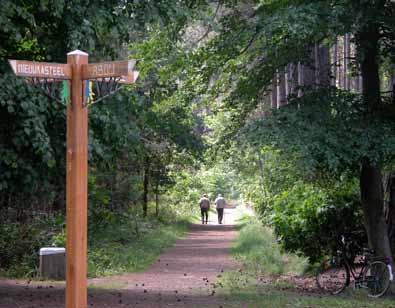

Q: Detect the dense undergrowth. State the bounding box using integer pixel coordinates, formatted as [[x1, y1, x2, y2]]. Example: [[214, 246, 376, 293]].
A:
[[217, 211, 394, 308], [229, 145, 367, 262], [0, 204, 196, 279], [87, 214, 191, 277], [0, 214, 64, 278]]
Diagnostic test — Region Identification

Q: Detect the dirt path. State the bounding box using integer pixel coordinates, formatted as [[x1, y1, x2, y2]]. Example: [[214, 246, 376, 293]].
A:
[[0, 208, 242, 308]]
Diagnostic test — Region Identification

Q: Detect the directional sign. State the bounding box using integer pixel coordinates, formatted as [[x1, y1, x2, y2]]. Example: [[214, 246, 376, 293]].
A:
[[100, 71, 140, 84], [119, 71, 139, 84], [8, 60, 72, 79], [82, 60, 136, 79]]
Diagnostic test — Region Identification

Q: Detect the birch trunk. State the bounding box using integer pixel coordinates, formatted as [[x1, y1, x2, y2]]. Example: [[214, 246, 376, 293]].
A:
[[271, 77, 278, 109], [332, 42, 338, 87], [277, 71, 286, 107]]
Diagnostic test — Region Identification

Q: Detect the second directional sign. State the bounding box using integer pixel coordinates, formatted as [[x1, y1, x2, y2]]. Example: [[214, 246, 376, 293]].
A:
[[82, 60, 136, 79]]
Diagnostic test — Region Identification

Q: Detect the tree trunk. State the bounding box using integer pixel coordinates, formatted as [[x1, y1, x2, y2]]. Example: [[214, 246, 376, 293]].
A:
[[53, 190, 66, 213], [314, 44, 320, 86], [271, 77, 277, 109], [317, 45, 331, 86], [358, 75, 363, 94], [360, 159, 391, 258], [155, 174, 160, 217], [297, 62, 303, 97], [285, 64, 290, 97], [357, 23, 392, 260], [277, 71, 286, 107], [343, 34, 351, 90], [354, 40, 362, 94], [290, 63, 298, 95], [142, 157, 150, 217], [337, 39, 343, 88], [303, 47, 316, 90], [391, 65, 395, 103], [350, 42, 361, 93], [385, 174, 395, 254], [331, 42, 338, 87]]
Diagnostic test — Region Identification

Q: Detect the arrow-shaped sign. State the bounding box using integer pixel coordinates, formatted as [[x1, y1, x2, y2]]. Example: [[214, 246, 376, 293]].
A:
[[98, 71, 139, 84], [9, 60, 72, 79], [82, 60, 136, 80], [119, 71, 139, 84]]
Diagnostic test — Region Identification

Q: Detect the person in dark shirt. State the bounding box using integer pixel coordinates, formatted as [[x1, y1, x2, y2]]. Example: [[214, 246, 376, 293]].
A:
[[199, 194, 210, 224]]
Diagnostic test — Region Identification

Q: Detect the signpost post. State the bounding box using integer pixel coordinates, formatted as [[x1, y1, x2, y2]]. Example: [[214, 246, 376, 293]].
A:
[[66, 50, 89, 308], [9, 50, 138, 308]]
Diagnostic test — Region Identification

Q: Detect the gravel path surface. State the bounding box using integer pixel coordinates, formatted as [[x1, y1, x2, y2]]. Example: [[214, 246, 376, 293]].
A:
[[0, 208, 242, 308]]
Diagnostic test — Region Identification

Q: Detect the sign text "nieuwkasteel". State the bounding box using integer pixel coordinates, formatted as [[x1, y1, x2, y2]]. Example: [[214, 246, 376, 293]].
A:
[[9, 60, 72, 79]]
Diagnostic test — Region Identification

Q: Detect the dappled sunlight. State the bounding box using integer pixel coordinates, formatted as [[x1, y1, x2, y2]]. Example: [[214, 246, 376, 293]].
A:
[[0, 209, 241, 308]]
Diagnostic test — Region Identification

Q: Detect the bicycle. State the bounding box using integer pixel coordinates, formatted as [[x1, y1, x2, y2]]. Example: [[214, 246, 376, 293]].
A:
[[316, 235, 393, 298]]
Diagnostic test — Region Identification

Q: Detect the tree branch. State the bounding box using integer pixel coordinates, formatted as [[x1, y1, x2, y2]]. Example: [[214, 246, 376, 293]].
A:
[[192, 2, 221, 47]]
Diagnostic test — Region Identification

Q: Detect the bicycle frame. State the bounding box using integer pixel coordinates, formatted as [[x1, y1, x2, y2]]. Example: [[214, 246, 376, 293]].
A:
[[317, 234, 393, 297], [342, 253, 393, 289], [336, 235, 394, 287], [344, 257, 367, 287]]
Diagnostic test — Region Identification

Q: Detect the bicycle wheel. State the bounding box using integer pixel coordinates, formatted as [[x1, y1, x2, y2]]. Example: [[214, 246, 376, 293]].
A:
[[316, 258, 350, 294], [362, 261, 391, 298]]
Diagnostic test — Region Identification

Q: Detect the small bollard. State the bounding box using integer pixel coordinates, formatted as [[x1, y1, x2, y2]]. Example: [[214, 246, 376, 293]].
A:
[[39, 247, 66, 280]]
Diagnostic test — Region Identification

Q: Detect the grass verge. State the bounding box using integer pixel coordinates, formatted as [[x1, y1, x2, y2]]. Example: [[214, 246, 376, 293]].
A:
[[87, 215, 191, 277], [231, 214, 308, 276], [216, 211, 395, 307], [0, 207, 194, 279], [215, 283, 395, 308]]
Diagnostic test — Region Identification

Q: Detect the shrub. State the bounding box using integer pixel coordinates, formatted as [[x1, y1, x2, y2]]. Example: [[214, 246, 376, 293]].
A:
[[269, 181, 365, 262], [0, 215, 65, 277]]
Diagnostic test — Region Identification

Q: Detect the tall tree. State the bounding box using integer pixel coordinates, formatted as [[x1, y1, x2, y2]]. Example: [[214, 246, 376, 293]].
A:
[[355, 9, 391, 257], [171, 0, 395, 258]]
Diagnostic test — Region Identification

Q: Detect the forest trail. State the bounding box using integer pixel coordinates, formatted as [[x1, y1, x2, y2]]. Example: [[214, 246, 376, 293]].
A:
[[0, 208, 243, 308]]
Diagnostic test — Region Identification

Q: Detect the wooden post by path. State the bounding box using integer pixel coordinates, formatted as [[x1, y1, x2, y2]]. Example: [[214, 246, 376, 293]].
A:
[[66, 50, 89, 308], [9, 51, 138, 308]]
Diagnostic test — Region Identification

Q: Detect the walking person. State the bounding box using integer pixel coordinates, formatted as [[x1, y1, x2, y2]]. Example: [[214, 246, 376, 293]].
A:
[[214, 194, 226, 224], [199, 194, 210, 224]]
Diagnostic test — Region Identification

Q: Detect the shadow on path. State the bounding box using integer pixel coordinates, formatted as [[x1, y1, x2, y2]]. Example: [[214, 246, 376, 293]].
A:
[[0, 209, 243, 308]]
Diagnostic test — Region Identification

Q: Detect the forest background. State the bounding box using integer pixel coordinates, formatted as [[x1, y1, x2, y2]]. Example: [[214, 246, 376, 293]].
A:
[[1, 0, 395, 278]]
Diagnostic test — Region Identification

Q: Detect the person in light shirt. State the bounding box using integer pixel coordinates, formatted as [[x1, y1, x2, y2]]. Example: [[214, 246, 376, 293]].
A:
[[214, 194, 226, 224]]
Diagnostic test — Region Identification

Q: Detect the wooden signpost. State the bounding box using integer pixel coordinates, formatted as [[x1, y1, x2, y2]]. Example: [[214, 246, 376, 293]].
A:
[[9, 50, 138, 308], [9, 60, 72, 79], [82, 59, 136, 79]]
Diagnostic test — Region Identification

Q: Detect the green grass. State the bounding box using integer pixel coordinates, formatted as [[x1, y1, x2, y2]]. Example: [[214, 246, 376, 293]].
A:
[[216, 283, 395, 308], [87, 216, 191, 277], [0, 203, 194, 279], [88, 281, 126, 290], [217, 269, 395, 307], [231, 214, 308, 276], [217, 211, 395, 307]]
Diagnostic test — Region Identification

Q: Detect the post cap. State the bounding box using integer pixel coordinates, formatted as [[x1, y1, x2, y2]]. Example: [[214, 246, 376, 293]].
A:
[[39, 247, 66, 255], [67, 50, 89, 56]]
